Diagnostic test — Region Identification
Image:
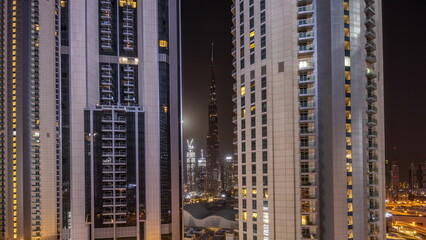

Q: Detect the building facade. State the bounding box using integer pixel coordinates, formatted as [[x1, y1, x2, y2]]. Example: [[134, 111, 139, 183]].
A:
[[1, 0, 182, 239], [232, 0, 385, 239]]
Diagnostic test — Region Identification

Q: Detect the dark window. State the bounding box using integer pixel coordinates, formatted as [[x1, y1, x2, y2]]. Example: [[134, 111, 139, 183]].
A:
[[242, 177, 246, 186], [250, 54, 255, 64], [251, 93, 255, 104], [251, 152, 256, 162], [242, 153, 246, 163], [252, 176, 257, 186], [262, 151, 267, 161], [251, 117, 256, 127], [250, 70, 255, 79], [240, 13, 244, 23], [240, 1, 244, 11], [261, 37, 266, 47], [242, 119, 246, 129], [262, 102, 267, 112], [262, 126, 267, 137], [240, 59, 245, 69], [242, 165, 246, 174], [249, 6, 254, 17], [260, 12, 265, 23], [252, 164, 256, 174], [252, 200, 257, 210], [251, 141, 256, 150], [250, 18, 254, 29], [262, 139, 267, 149], [263, 176, 268, 186], [241, 96, 245, 107], [263, 164, 267, 174], [260, 0, 265, 10], [240, 24, 244, 34], [278, 61, 284, 72], [242, 142, 246, 152], [262, 114, 267, 124], [261, 90, 267, 100], [261, 24, 266, 35], [242, 130, 246, 141], [261, 49, 266, 60], [251, 127, 256, 138]]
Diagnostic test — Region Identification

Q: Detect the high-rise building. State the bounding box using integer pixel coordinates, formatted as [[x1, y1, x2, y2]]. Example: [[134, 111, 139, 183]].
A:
[[185, 139, 197, 193], [197, 149, 207, 195], [232, 0, 385, 239], [206, 44, 221, 197], [408, 162, 426, 189], [1, 0, 182, 239]]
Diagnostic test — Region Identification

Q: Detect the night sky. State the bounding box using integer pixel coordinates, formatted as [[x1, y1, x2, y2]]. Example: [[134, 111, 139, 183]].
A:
[[182, 0, 426, 181]]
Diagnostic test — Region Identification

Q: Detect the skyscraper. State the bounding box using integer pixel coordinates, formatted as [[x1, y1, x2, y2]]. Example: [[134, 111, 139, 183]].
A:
[[1, 0, 182, 239], [232, 0, 385, 239], [206, 44, 221, 197], [185, 139, 197, 193]]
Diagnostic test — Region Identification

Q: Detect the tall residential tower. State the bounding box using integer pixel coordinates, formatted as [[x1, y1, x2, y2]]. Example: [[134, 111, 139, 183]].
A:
[[232, 0, 385, 239], [1, 0, 182, 239]]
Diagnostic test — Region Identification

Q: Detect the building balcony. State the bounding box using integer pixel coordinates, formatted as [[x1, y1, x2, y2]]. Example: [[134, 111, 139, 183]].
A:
[[301, 181, 316, 187], [365, 29, 376, 40], [115, 134, 126, 140], [231, 25, 236, 36], [123, 45, 134, 51], [367, 93, 377, 102], [123, 38, 134, 44], [299, 44, 314, 55], [116, 116, 126, 122], [368, 130, 377, 138], [298, 31, 315, 41], [369, 191, 379, 198], [101, 80, 113, 86], [367, 105, 377, 114], [300, 102, 315, 110], [100, 15, 112, 21], [298, 5, 314, 16], [123, 30, 134, 36], [368, 143, 378, 150], [124, 67, 134, 73], [101, 29, 112, 35], [299, 74, 315, 83], [365, 17, 376, 28], [231, 3, 236, 14], [366, 53, 377, 64], [300, 128, 315, 135], [299, 88, 315, 96], [366, 41, 376, 52], [301, 168, 316, 174], [124, 96, 136, 102], [231, 47, 236, 57], [368, 167, 378, 174], [101, 65, 112, 71], [300, 114, 315, 122], [365, 5, 375, 16], [123, 81, 135, 87], [368, 155, 378, 162], [101, 94, 114, 101], [369, 179, 379, 186], [298, 18, 314, 28], [123, 73, 134, 80], [300, 142, 316, 148], [367, 118, 378, 126], [101, 43, 113, 51], [299, 61, 315, 71], [301, 154, 316, 161], [232, 69, 237, 79], [116, 158, 127, 164], [100, 21, 112, 27], [102, 125, 113, 131], [123, 23, 134, 29], [366, 68, 377, 79]]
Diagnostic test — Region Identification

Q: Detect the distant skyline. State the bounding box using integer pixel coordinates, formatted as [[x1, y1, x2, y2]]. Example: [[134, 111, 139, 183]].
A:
[[182, 0, 426, 181]]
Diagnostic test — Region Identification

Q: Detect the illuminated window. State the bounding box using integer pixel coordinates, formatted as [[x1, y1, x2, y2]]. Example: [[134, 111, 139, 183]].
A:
[[240, 86, 246, 96], [345, 124, 352, 133], [250, 31, 255, 37], [243, 211, 247, 220], [250, 43, 255, 49], [159, 40, 168, 48], [344, 56, 351, 67]]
